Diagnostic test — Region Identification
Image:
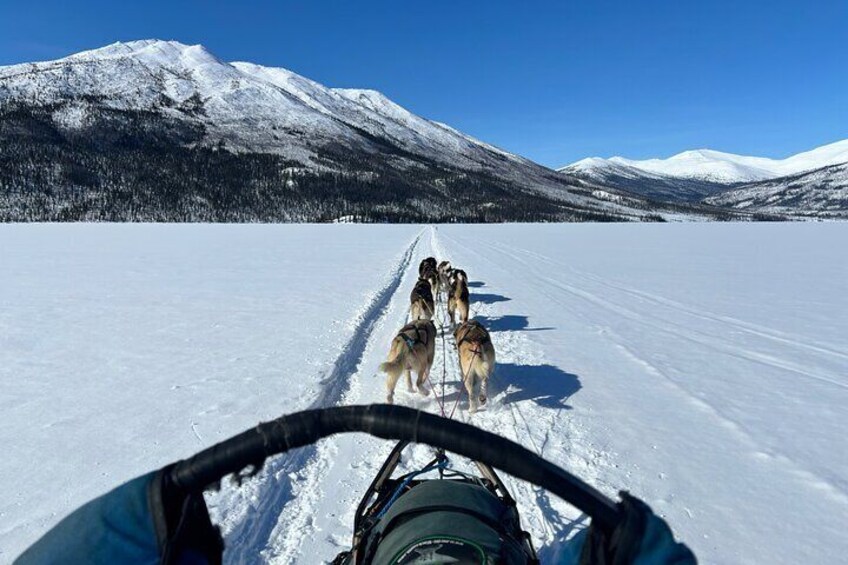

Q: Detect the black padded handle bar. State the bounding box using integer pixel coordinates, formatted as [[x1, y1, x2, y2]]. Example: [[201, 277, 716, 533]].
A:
[[169, 404, 621, 532]]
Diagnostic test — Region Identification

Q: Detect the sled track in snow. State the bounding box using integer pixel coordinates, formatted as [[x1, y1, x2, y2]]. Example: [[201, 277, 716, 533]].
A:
[[434, 230, 600, 556], [501, 244, 848, 362], [222, 230, 423, 564], [477, 237, 848, 510]]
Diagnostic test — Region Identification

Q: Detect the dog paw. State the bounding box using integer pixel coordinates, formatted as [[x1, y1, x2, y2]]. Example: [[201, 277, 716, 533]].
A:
[[479, 395, 487, 405], [419, 386, 430, 397], [386, 395, 394, 404]]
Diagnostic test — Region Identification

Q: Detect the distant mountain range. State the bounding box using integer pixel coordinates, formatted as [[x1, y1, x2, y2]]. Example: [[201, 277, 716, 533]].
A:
[[560, 141, 848, 217], [1, 39, 713, 223]]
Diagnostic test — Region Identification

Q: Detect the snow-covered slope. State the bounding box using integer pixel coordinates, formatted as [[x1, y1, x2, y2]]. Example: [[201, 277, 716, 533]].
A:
[[3, 223, 847, 563], [0, 40, 337, 161], [0, 40, 483, 167], [705, 162, 848, 217], [563, 157, 730, 202], [773, 139, 848, 177], [560, 140, 848, 214], [608, 150, 779, 183]]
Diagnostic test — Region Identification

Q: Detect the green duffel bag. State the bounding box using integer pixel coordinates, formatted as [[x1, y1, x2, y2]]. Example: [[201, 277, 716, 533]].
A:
[[361, 479, 536, 564]]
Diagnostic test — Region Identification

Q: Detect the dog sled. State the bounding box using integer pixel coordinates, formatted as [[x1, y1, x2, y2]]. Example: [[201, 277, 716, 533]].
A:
[[18, 404, 695, 564]]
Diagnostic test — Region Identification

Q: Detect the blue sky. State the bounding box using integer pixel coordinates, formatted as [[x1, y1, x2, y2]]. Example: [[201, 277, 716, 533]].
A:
[[1, 0, 846, 167]]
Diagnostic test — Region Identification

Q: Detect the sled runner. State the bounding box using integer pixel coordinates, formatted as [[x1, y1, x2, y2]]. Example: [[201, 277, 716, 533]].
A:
[[17, 405, 696, 564]]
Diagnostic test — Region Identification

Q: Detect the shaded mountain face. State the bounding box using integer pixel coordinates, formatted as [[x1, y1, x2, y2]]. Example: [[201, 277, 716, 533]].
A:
[[0, 39, 676, 223], [705, 163, 848, 218], [560, 141, 848, 217], [560, 158, 731, 202]]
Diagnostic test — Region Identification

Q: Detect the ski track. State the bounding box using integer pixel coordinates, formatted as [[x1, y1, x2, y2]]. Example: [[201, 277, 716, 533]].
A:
[[433, 230, 607, 556], [482, 238, 847, 400], [500, 243, 848, 363], [213, 230, 423, 564], [477, 238, 848, 508]]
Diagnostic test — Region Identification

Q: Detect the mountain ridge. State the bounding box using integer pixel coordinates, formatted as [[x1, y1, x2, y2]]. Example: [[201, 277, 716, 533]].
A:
[[559, 140, 848, 214], [561, 140, 848, 184], [2, 39, 703, 222]]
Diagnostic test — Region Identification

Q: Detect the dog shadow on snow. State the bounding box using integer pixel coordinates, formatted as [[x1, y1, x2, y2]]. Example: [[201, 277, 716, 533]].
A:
[[496, 363, 581, 409], [471, 292, 511, 304], [475, 314, 554, 333], [436, 362, 580, 411]]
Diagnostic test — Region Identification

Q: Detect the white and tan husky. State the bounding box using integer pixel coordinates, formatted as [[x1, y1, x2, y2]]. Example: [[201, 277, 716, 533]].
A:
[[454, 320, 495, 412], [380, 320, 437, 404], [448, 275, 469, 327]]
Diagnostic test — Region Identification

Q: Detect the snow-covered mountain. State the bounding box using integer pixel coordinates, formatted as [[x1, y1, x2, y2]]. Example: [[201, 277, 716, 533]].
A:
[[561, 157, 731, 202], [1, 39, 689, 222], [563, 140, 848, 184], [0, 40, 528, 175], [560, 141, 848, 215]]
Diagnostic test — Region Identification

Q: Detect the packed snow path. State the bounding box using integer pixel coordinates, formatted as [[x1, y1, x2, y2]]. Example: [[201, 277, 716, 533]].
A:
[[2, 223, 846, 563]]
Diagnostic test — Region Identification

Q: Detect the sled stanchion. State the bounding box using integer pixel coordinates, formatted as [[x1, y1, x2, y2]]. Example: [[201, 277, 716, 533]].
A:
[[352, 440, 408, 537], [169, 404, 621, 533]]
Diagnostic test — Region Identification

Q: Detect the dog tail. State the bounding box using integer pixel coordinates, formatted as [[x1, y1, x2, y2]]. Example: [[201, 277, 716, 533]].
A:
[[476, 357, 495, 379], [410, 298, 423, 320], [458, 300, 469, 323], [471, 346, 496, 379], [379, 338, 407, 377]]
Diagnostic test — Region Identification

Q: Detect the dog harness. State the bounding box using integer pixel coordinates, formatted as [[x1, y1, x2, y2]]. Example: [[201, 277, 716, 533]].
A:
[[455, 321, 490, 354], [399, 323, 430, 350], [412, 279, 433, 301]]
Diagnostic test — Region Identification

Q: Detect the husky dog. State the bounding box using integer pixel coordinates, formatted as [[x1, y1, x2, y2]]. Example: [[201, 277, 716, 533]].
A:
[[410, 279, 435, 321], [437, 261, 453, 295], [380, 320, 437, 404], [454, 320, 495, 413], [419, 257, 437, 277], [448, 274, 469, 327], [450, 268, 468, 289], [421, 266, 440, 298]]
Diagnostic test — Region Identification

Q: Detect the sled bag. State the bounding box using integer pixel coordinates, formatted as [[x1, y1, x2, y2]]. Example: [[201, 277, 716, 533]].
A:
[[361, 479, 535, 564]]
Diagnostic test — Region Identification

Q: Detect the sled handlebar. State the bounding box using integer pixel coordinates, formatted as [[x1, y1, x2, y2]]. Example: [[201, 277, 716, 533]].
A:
[[168, 404, 621, 532]]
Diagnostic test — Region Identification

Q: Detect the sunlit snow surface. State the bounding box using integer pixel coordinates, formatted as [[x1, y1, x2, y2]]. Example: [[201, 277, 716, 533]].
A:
[[1, 223, 846, 563]]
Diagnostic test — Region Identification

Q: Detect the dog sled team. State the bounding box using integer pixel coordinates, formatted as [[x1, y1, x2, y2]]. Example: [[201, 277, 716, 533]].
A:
[[380, 256, 494, 413]]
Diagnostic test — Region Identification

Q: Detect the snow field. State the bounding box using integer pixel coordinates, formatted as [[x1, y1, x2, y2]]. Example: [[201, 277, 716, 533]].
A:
[[2, 222, 846, 564]]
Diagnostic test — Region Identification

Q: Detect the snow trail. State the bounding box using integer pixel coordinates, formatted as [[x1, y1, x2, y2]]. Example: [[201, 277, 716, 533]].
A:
[[433, 230, 609, 559], [208, 229, 424, 563]]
